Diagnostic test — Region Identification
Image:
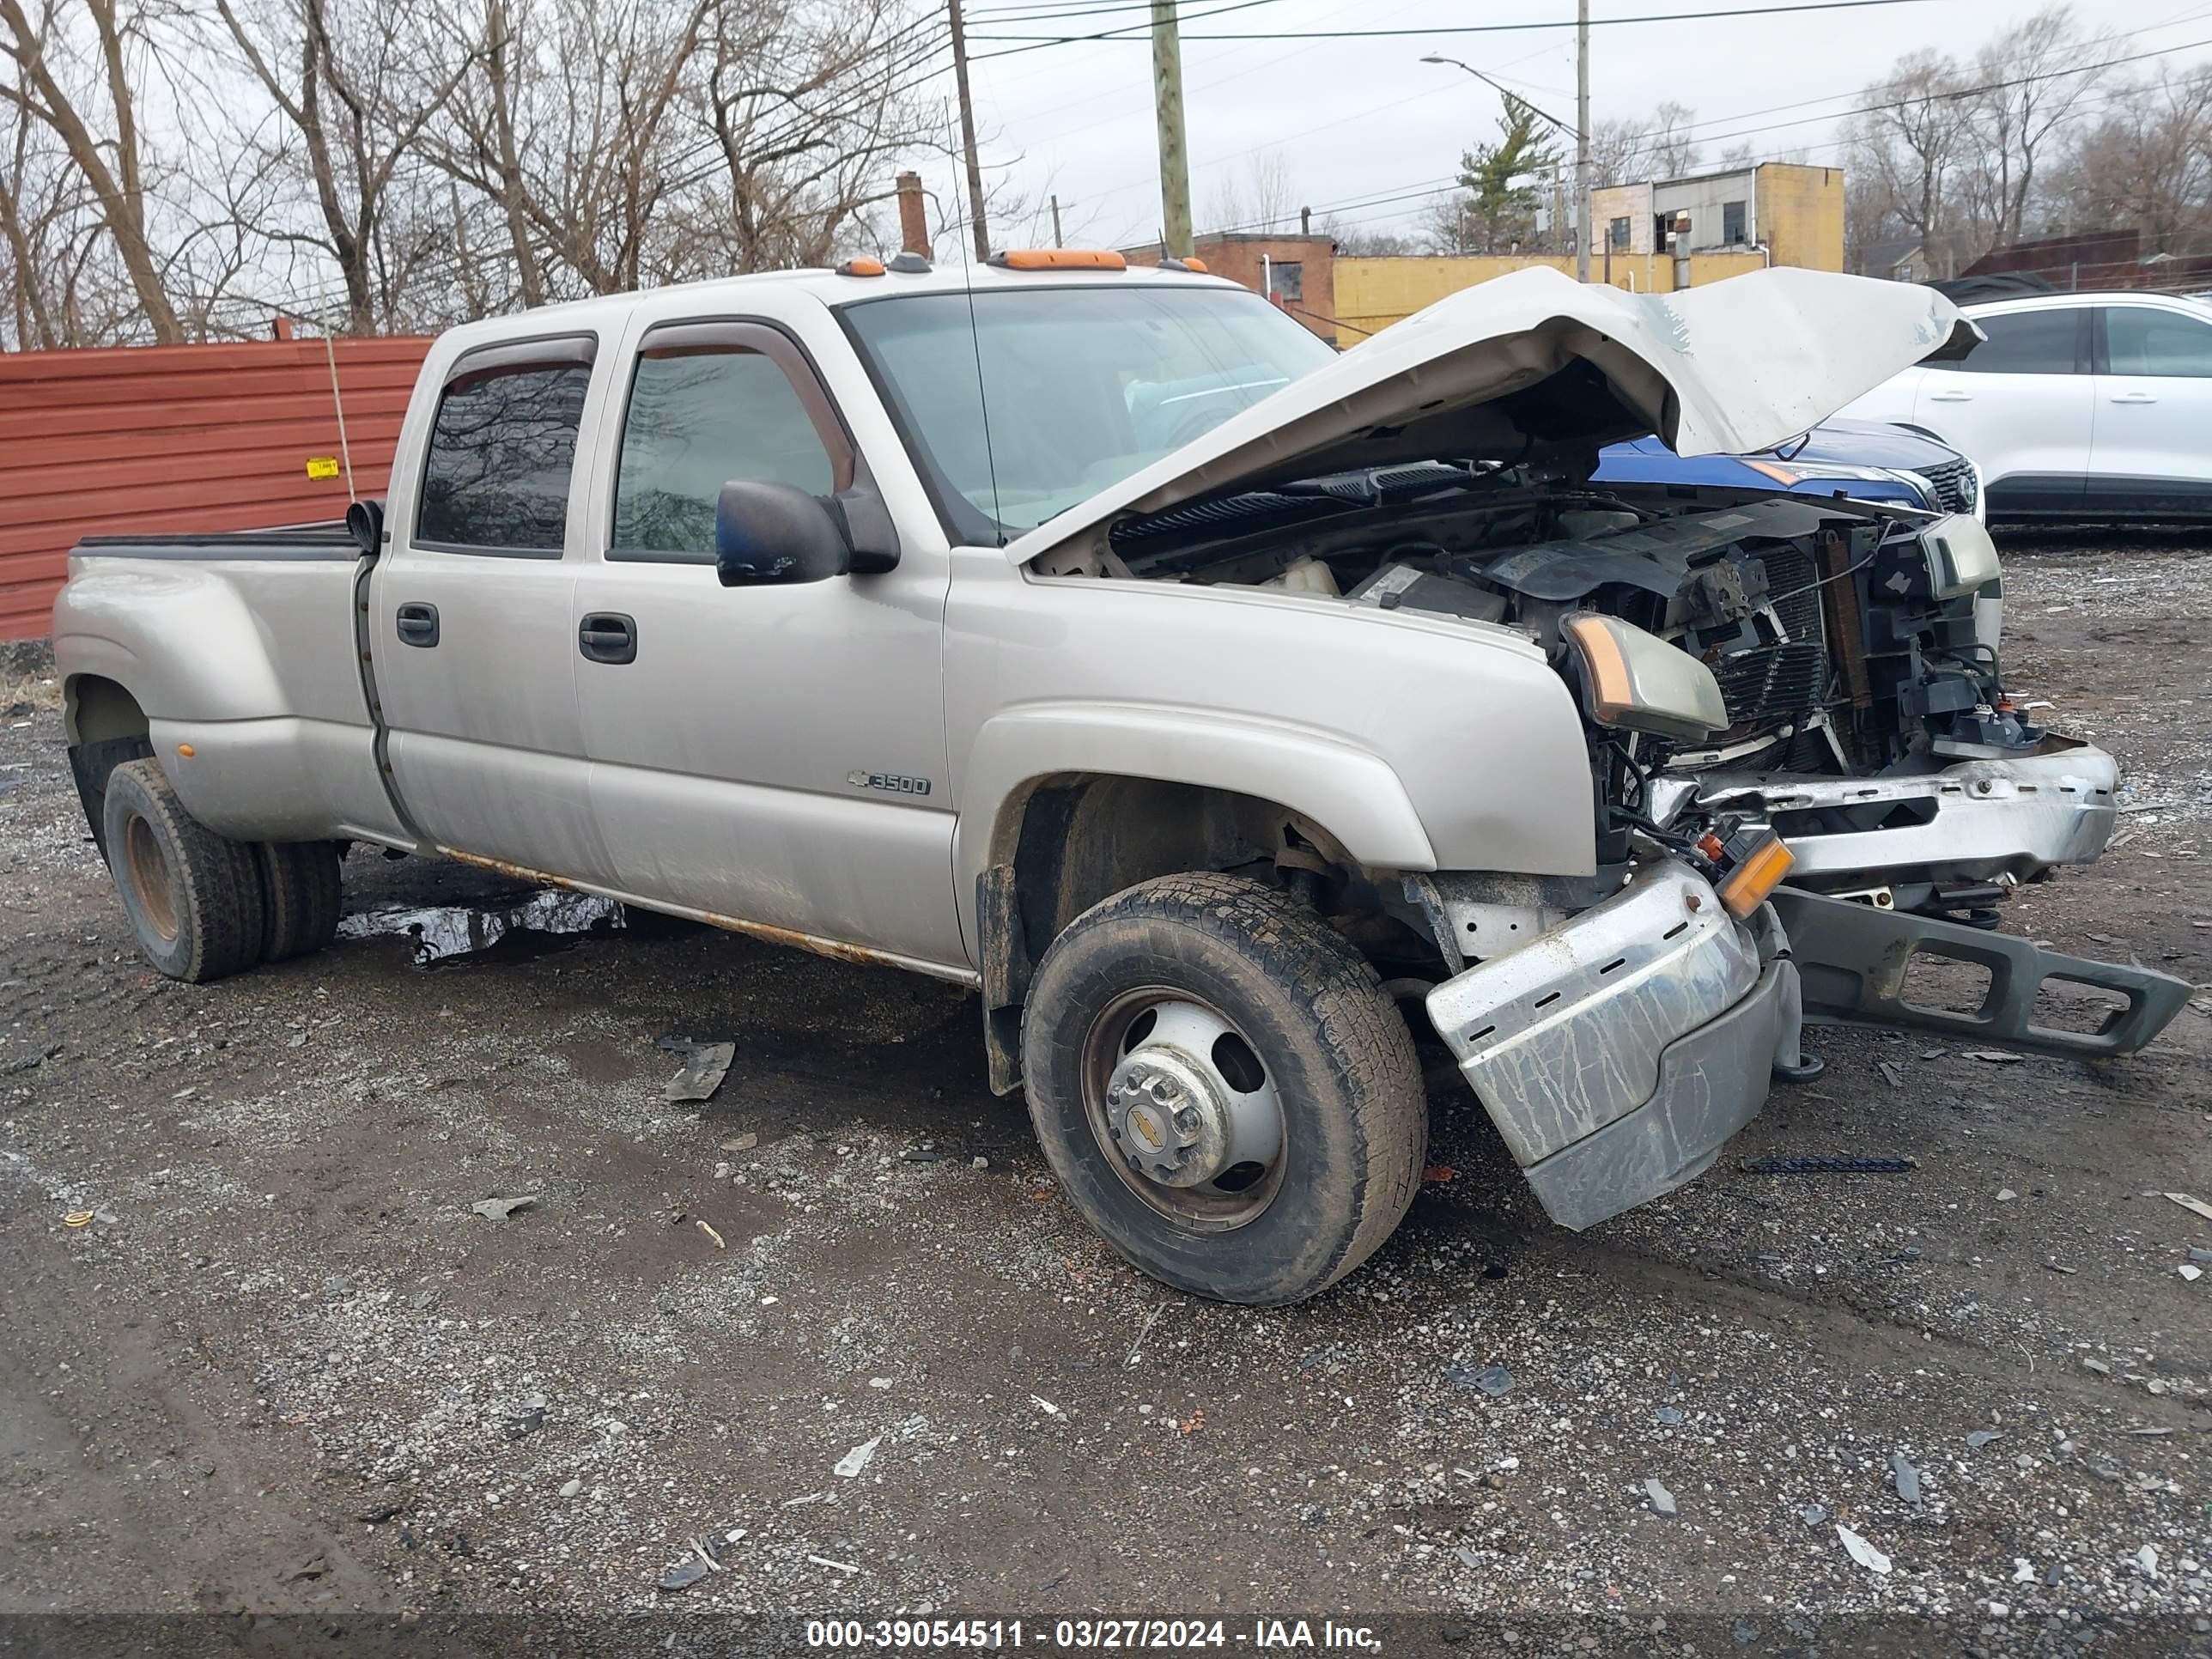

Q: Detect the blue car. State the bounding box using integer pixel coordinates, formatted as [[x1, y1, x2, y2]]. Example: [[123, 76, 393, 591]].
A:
[[1595, 417, 1984, 520]]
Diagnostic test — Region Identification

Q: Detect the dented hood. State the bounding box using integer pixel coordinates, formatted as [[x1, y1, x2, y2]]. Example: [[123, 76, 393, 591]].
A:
[[1005, 264, 1973, 567]]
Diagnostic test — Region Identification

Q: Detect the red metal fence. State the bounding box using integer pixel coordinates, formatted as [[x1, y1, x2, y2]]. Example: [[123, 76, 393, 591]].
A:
[[0, 334, 434, 640]]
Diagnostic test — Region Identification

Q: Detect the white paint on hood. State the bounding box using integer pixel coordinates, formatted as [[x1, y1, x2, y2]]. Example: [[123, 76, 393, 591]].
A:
[[1006, 264, 1972, 568]]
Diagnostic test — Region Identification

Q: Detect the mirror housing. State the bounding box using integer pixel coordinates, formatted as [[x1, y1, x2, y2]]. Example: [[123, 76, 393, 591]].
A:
[[345, 496, 386, 555], [714, 481, 900, 586]]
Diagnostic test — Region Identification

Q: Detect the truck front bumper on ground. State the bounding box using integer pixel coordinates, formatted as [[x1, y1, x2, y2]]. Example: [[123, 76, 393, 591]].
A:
[[1692, 738, 2117, 889], [1424, 861, 1801, 1231]]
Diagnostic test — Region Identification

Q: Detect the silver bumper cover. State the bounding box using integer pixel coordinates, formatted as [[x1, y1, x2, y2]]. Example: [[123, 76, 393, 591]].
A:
[[1425, 862, 1800, 1231], [1693, 739, 2117, 885]]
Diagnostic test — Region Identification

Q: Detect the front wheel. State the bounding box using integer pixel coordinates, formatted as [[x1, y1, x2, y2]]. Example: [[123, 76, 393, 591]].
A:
[[1019, 872, 1426, 1306]]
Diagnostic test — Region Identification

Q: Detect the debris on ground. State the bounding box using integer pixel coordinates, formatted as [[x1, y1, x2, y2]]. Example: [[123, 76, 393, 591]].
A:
[[1966, 1430, 2005, 1449], [809, 1555, 860, 1576], [1800, 1503, 1827, 1526], [1878, 1060, 1905, 1089], [1889, 1452, 1922, 1506], [2180, 1264, 2203, 1283], [720, 1133, 757, 1153], [656, 1556, 712, 1592], [2165, 1193, 2212, 1224], [1997, 1188, 2019, 1202], [468, 1195, 538, 1221], [1837, 1524, 1893, 1575], [696, 1219, 726, 1249], [1654, 1407, 1685, 1426], [1964, 1049, 2027, 1064], [1445, 1362, 1514, 1395], [834, 1436, 882, 1479], [558, 1479, 582, 1498], [1644, 1479, 1677, 1516], [503, 1393, 546, 1437], [662, 1041, 735, 1103]]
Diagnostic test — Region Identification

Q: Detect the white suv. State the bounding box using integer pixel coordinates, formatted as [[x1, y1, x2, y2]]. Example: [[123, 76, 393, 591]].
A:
[[1839, 290, 2212, 522]]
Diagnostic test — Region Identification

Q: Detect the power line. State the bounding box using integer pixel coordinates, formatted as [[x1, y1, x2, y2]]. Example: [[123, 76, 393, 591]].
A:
[[970, 0, 1948, 56]]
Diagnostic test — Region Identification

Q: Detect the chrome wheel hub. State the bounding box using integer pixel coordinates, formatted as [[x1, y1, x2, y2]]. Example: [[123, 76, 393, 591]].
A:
[[1096, 999, 1284, 1200]]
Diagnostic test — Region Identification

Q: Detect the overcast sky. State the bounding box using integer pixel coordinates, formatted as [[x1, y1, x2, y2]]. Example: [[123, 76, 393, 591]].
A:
[[930, 0, 2212, 251]]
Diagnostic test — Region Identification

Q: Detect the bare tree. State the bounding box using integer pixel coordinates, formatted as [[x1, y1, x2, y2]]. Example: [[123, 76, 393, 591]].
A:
[[1647, 100, 1701, 178], [2046, 63, 2212, 258], [207, 0, 478, 332], [1843, 49, 1972, 250], [0, 0, 180, 339], [1200, 149, 1293, 235], [1957, 5, 2107, 248]]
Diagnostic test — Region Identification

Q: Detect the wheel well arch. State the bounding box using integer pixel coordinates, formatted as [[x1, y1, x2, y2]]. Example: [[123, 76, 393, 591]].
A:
[[63, 675, 155, 858], [65, 673, 149, 749], [975, 772, 1367, 1094]]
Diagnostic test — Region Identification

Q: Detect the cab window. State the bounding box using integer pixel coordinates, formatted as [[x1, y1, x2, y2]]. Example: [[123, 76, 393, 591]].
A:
[[611, 336, 842, 562], [417, 356, 592, 555]]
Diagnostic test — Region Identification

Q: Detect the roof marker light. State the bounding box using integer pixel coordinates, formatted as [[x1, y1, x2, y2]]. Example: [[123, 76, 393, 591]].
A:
[[988, 248, 1127, 271]]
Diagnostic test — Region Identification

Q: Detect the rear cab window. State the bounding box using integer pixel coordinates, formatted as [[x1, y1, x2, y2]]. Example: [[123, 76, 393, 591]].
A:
[[416, 336, 596, 556]]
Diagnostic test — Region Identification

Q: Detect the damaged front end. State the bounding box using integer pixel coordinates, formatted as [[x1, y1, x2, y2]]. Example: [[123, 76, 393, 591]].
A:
[[1415, 860, 1809, 1231]]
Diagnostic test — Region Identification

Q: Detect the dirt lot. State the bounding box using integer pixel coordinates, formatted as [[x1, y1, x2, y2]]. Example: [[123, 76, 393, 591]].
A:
[[2, 533, 2209, 1652]]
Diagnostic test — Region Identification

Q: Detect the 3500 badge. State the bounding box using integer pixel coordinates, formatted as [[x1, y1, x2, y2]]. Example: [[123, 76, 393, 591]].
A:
[[848, 769, 933, 797]]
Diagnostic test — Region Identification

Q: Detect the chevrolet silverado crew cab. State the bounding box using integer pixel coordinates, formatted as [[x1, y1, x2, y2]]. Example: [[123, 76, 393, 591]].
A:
[[54, 258, 2189, 1306]]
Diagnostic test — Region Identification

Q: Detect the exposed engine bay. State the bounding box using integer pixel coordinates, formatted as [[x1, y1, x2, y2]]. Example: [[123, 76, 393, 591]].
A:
[[1093, 462, 2069, 918]]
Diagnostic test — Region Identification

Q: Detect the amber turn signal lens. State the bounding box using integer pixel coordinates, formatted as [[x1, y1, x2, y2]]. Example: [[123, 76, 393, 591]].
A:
[[836, 257, 886, 277], [1716, 834, 1795, 919], [988, 248, 1127, 270]]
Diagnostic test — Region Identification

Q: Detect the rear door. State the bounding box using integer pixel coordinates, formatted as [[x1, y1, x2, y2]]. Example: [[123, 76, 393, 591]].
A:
[[2090, 301, 2212, 516], [1915, 303, 2093, 517], [566, 313, 961, 970], [373, 334, 619, 885]]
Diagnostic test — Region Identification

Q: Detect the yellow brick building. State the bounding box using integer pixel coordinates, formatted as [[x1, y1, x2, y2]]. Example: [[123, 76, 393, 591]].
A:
[[1334, 162, 1842, 339]]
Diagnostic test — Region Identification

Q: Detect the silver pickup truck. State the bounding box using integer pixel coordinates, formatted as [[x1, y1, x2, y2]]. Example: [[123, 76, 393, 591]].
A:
[[53, 258, 2187, 1305]]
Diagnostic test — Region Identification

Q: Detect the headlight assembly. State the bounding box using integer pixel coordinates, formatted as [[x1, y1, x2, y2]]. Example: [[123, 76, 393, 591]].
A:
[[1561, 612, 1729, 743]]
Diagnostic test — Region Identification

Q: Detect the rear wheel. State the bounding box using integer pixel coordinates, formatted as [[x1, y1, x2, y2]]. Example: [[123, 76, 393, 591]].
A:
[[101, 760, 266, 983], [1020, 872, 1426, 1306], [258, 841, 344, 963]]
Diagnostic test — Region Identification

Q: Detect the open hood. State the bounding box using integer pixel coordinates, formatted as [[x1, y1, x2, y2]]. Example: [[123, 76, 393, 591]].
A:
[[1006, 264, 1974, 568]]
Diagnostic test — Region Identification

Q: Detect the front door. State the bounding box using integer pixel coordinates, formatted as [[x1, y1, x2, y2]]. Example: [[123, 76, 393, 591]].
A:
[[1916, 304, 2093, 517], [2091, 301, 2212, 515], [374, 334, 619, 886], [568, 318, 961, 971]]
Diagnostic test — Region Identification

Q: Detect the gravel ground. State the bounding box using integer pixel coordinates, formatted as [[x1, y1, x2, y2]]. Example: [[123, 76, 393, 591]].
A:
[[2, 533, 2209, 1655]]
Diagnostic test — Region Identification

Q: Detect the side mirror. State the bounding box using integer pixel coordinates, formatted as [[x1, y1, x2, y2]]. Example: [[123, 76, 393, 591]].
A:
[[345, 496, 385, 555], [714, 481, 853, 586], [714, 480, 902, 586]]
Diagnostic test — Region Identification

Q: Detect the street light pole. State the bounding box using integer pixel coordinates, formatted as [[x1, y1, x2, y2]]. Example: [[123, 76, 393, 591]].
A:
[[1575, 0, 1590, 282], [1419, 54, 1582, 266]]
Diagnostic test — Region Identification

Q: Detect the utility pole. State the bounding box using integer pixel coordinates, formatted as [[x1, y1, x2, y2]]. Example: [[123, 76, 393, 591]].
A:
[[1152, 0, 1192, 258], [1574, 0, 1590, 282], [1050, 194, 1064, 247], [946, 0, 990, 259]]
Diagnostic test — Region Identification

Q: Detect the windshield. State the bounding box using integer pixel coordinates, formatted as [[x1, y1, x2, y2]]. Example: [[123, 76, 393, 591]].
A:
[[840, 284, 1338, 544]]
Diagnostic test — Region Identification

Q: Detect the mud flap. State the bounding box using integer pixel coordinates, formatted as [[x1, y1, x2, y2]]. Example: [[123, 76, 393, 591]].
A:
[[1768, 888, 2191, 1060]]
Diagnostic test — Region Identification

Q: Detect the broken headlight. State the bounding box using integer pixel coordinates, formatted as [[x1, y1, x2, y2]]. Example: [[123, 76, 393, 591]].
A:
[[1560, 611, 1729, 743], [1919, 513, 2000, 600]]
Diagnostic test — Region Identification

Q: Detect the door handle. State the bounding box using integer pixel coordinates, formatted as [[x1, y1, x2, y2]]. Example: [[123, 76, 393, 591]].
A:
[[395, 602, 439, 647], [1926, 390, 1972, 402], [579, 611, 637, 665], [2109, 392, 2158, 404]]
